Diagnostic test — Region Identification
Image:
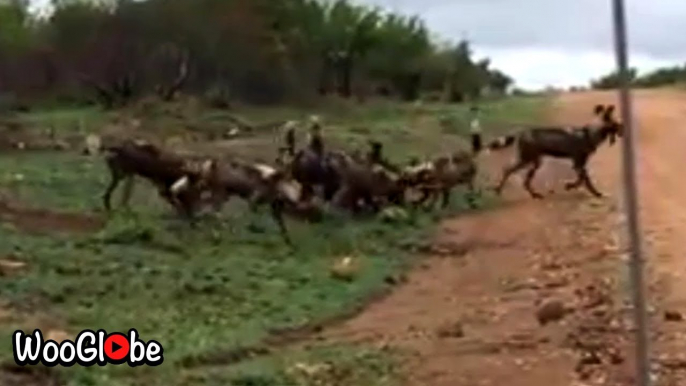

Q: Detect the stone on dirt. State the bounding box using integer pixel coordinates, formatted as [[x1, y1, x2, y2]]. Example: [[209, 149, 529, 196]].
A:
[[330, 256, 360, 282], [46, 329, 70, 343], [84, 134, 102, 155], [536, 299, 569, 326], [378, 206, 410, 223], [0, 257, 26, 276], [384, 273, 407, 286], [664, 310, 683, 322], [436, 321, 465, 338]]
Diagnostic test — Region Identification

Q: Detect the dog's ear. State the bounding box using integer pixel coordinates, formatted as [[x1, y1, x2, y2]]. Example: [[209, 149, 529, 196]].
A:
[[600, 105, 617, 125], [613, 122, 624, 138], [594, 104, 605, 116]]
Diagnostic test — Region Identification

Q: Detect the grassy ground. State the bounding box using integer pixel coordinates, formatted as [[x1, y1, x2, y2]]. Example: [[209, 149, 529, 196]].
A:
[[0, 96, 547, 386]]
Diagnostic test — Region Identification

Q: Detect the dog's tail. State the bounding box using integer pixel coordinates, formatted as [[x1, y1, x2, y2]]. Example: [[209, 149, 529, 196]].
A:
[[486, 134, 517, 150]]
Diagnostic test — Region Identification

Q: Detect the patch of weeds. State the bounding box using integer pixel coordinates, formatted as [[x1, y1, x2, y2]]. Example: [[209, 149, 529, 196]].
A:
[[15, 106, 106, 135], [180, 344, 398, 386]]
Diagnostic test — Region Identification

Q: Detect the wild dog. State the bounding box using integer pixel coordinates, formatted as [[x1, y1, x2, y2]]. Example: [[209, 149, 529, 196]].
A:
[[400, 151, 478, 210], [328, 151, 405, 214], [289, 116, 341, 202], [489, 104, 622, 199], [276, 120, 298, 167], [101, 139, 209, 219], [178, 158, 322, 245]]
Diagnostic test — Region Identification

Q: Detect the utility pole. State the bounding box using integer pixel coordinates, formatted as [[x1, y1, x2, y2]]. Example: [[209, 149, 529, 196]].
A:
[[610, 0, 651, 385]]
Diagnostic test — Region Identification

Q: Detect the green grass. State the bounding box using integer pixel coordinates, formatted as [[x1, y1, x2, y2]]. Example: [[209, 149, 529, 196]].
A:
[[181, 344, 399, 386], [0, 96, 547, 385], [13, 106, 107, 135]]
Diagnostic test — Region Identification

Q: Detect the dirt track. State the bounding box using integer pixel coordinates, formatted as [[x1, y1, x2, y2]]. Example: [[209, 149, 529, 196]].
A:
[[320, 90, 686, 385]]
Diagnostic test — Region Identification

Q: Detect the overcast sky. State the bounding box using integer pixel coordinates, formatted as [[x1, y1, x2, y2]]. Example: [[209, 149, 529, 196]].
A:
[[354, 0, 683, 89]]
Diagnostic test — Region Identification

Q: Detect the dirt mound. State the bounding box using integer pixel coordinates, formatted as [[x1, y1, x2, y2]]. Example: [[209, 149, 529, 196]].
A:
[[0, 200, 104, 235]]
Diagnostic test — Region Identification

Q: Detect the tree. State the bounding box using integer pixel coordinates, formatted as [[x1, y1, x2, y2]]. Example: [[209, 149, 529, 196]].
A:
[[0, 0, 516, 105], [590, 68, 637, 89]]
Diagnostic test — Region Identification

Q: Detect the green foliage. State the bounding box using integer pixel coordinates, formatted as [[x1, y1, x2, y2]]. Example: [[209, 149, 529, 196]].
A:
[[181, 344, 399, 386], [633, 64, 686, 88], [590, 68, 637, 89], [0, 0, 32, 53], [0, 0, 513, 106], [589, 65, 686, 90]]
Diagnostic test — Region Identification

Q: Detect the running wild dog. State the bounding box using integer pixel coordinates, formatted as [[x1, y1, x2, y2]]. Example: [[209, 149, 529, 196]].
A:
[[175, 158, 322, 245], [101, 139, 209, 218], [328, 150, 405, 213], [400, 151, 478, 210], [488, 104, 622, 199]]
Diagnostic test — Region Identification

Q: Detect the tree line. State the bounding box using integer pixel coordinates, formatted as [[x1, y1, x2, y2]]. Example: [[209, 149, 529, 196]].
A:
[[591, 64, 686, 89], [0, 0, 514, 109]]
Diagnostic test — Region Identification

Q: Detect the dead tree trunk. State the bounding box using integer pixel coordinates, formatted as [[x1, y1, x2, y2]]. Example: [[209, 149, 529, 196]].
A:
[[155, 49, 190, 102]]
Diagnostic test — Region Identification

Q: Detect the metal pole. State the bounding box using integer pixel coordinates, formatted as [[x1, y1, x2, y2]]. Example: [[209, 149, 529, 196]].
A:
[[610, 0, 651, 385]]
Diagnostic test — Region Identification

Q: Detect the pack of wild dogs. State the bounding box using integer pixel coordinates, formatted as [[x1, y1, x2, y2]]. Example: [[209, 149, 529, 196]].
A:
[[98, 103, 622, 244]]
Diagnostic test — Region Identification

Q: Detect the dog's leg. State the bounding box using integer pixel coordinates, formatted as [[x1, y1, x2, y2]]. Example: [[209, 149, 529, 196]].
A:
[[465, 179, 478, 209], [580, 167, 603, 198], [412, 188, 431, 208], [565, 158, 585, 191], [523, 158, 543, 199], [177, 192, 198, 225], [495, 160, 529, 195], [441, 188, 452, 209], [300, 183, 316, 203], [363, 192, 380, 213], [270, 199, 293, 247], [424, 189, 439, 211], [103, 167, 124, 212], [333, 186, 355, 212], [119, 176, 135, 209], [565, 172, 584, 191], [210, 190, 229, 212], [495, 159, 528, 195], [323, 181, 339, 202], [247, 190, 264, 213], [161, 187, 186, 217]]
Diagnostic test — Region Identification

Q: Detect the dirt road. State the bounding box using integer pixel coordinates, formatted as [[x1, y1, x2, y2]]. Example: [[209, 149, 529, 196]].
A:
[[320, 90, 686, 385], [617, 89, 686, 385]]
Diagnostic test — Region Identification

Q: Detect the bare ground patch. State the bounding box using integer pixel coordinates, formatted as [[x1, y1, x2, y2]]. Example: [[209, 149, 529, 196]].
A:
[[0, 198, 104, 235]]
